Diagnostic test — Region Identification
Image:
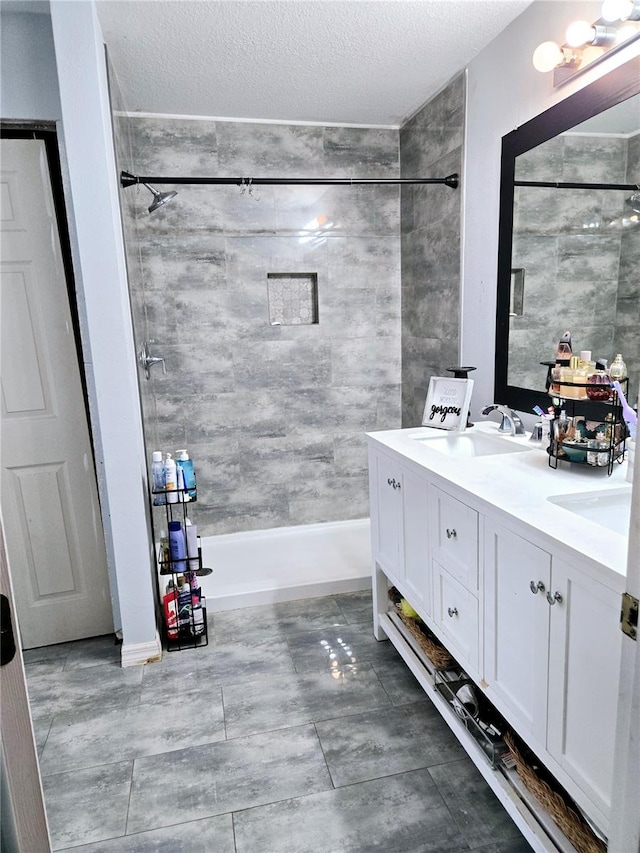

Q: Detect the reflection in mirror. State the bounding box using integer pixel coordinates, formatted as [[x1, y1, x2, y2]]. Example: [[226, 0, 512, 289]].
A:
[[496, 56, 640, 414], [509, 94, 639, 395]]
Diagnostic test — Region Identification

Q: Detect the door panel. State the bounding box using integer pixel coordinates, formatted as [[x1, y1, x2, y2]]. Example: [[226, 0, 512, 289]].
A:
[[484, 519, 551, 745], [1, 138, 113, 648]]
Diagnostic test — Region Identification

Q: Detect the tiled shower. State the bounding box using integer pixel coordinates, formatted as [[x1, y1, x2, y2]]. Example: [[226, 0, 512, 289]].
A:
[[113, 74, 464, 540]]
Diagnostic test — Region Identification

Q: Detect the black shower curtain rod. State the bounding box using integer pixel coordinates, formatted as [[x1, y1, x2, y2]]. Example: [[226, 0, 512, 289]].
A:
[[514, 179, 637, 191], [120, 170, 459, 188]]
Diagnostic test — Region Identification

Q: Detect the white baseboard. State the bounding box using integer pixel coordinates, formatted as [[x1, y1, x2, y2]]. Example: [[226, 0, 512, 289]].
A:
[[120, 630, 162, 667]]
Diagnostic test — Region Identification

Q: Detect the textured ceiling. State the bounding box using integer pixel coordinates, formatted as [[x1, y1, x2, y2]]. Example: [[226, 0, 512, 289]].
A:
[[96, 0, 532, 126]]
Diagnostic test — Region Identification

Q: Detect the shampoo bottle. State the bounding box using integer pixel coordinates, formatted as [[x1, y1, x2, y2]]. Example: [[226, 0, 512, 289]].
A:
[[168, 520, 187, 572], [165, 453, 178, 503], [175, 449, 196, 500], [151, 451, 166, 505]]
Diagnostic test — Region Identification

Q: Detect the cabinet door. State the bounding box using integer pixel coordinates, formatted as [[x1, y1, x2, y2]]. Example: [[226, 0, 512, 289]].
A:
[[402, 468, 430, 616], [430, 486, 479, 592], [433, 562, 479, 672], [370, 450, 403, 586], [484, 519, 551, 747], [547, 561, 622, 827]]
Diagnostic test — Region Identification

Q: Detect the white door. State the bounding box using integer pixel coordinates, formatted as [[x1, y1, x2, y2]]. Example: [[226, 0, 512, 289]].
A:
[[0, 513, 51, 851], [0, 137, 113, 648]]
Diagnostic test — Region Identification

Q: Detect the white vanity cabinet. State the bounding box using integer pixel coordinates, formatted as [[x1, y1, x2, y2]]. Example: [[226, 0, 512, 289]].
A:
[[368, 446, 430, 618], [367, 426, 629, 848]]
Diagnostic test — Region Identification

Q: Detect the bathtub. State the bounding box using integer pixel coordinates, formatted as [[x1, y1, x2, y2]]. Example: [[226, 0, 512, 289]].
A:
[[198, 518, 372, 612]]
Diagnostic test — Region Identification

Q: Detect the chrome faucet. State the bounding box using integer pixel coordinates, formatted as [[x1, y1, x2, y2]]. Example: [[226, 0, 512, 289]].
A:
[[481, 404, 525, 436]]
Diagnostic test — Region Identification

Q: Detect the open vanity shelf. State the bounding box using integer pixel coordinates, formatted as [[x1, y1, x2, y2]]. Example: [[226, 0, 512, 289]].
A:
[[379, 602, 605, 853]]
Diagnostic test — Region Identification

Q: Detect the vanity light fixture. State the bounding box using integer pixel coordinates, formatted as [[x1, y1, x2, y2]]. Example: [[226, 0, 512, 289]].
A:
[[532, 1, 640, 85]]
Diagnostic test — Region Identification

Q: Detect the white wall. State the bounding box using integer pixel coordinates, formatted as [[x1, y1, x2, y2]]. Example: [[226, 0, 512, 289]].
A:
[[48, 0, 158, 657], [462, 0, 640, 421], [0, 9, 61, 120]]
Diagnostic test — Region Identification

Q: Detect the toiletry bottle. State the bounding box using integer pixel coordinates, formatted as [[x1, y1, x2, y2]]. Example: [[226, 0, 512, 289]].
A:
[[185, 518, 199, 572], [554, 409, 570, 445], [159, 529, 169, 568], [163, 584, 178, 639], [177, 575, 192, 627], [556, 330, 572, 365], [571, 357, 589, 400], [164, 453, 178, 503], [176, 465, 186, 503], [151, 451, 166, 505], [609, 354, 628, 381], [168, 520, 187, 572], [586, 370, 611, 401], [175, 449, 197, 500]]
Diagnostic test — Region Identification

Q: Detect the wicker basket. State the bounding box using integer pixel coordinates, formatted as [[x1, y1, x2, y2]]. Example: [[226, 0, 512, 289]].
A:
[[504, 731, 606, 853], [391, 599, 454, 670]]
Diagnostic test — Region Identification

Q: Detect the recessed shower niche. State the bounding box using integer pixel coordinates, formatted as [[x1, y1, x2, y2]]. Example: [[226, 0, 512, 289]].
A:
[[267, 272, 319, 326]]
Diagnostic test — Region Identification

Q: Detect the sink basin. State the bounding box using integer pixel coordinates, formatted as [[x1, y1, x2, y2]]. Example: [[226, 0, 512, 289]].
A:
[[548, 488, 632, 536], [412, 432, 532, 459]]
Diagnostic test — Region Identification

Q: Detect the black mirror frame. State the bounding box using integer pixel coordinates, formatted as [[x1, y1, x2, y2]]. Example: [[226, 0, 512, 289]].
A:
[[495, 55, 640, 415]]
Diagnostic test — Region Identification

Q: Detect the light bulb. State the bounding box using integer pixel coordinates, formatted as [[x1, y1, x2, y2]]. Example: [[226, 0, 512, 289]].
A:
[[601, 0, 632, 20], [532, 41, 564, 72], [566, 20, 595, 46]]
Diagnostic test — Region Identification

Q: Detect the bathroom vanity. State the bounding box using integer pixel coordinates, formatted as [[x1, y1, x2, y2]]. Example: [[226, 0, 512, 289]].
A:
[[367, 422, 631, 852]]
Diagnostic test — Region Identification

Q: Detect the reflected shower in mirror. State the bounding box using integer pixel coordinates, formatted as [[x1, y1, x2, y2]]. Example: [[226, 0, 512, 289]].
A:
[[496, 55, 640, 414]]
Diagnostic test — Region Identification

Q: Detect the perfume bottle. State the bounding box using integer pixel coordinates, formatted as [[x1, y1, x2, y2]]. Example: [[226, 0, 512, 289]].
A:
[[610, 354, 627, 382]]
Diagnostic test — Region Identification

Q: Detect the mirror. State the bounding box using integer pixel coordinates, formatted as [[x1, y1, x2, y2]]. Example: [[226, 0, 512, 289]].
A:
[[495, 55, 640, 415]]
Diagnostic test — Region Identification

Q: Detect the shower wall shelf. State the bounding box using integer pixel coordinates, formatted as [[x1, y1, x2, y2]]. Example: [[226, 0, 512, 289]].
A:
[[153, 488, 209, 652]]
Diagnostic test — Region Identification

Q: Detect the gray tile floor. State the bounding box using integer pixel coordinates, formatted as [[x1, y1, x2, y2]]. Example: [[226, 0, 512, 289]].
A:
[[24, 591, 531, 852]]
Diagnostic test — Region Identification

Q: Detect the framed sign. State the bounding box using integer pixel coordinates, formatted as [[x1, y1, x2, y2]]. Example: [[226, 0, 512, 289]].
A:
[[421, 377, 474, 432]]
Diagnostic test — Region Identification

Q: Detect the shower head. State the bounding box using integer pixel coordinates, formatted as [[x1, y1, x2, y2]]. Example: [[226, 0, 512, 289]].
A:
[[625, 190, 640, 214], [143, 183, 177, 214]]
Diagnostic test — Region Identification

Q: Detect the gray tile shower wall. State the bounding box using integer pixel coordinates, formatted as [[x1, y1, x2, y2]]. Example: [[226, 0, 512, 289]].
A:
[[614, 131, 640, 402], [115, 116, 401, 534], [511, 133, 635, 393], [400, 74, 465, 428]]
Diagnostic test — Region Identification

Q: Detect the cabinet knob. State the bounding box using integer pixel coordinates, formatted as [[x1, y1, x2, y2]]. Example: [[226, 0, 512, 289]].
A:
[[387, 477, 393, 486], [546, 590, 563, 606], [445, 528, 457, 539], [529, 580, 545, 594], [447, 606, 458, 618]]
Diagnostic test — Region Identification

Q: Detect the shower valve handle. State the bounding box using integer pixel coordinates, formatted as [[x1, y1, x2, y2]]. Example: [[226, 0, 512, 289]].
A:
[[139, 341, 167, 380]]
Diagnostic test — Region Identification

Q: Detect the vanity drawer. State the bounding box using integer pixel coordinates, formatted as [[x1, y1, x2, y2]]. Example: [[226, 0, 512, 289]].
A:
[[433, 562, 479, 672], [430, 486, 479, 591]]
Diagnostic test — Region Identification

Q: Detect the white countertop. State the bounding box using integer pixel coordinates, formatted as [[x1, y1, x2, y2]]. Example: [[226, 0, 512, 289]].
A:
[[367, 421, 632, 582]]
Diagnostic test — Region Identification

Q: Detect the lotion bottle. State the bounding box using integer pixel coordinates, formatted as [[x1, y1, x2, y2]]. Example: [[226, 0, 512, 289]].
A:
[[151, 451, 166, 505], [165, 453, 178, 503]]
